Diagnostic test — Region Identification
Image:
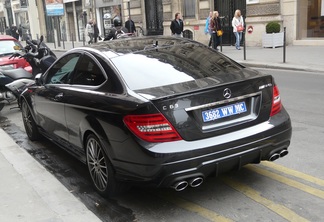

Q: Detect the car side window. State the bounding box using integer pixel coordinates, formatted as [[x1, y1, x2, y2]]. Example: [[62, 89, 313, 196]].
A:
[[94, 55, 123, 93], [45, 53, 80, 84], [71, 54, 106, 86]]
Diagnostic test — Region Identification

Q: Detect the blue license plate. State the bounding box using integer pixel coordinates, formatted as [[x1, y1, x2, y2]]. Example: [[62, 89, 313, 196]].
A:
[[202, 102, 247, 122]]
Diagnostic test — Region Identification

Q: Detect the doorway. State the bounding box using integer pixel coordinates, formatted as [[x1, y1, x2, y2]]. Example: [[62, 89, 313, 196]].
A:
[[215, 0, 246, 45], [145, 0, 163, 35]]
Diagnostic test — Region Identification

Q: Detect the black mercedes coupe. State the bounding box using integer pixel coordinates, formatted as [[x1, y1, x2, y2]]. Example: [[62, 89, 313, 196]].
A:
[[20, 36, 292, 197]]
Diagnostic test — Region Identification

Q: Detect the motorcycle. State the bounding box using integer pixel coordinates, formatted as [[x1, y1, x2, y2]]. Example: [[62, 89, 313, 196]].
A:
[[0, 36, 56, 111]]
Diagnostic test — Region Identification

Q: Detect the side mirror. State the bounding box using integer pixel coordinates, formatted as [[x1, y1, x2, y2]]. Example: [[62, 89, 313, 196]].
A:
[[35, 73, 43, 85]]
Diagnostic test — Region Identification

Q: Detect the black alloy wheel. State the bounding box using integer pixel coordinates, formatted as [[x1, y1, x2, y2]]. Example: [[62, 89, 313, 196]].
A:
[[21, 100, 41, 141], [86, 134, 121, 197]]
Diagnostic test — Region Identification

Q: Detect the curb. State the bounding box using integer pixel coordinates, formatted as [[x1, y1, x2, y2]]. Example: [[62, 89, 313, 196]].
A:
[[238, 61, 324, 73]]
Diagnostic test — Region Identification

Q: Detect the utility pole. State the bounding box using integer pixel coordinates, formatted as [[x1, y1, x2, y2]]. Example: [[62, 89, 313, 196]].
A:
[[128, 0, 131, 32], [36, 0, 46, 38], [92, 0, 96, 21]]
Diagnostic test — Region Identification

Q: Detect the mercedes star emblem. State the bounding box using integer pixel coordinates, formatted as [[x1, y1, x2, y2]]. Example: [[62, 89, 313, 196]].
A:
[[223, 88, 232, 99]]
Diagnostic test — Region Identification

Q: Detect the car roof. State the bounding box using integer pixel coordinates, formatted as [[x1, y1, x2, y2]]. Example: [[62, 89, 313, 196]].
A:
[[0, 35, 18, 41], [75, 36, 201, 58]]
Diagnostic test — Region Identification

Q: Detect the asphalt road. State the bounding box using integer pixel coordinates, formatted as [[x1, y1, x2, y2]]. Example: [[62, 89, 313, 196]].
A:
[[0, 68, 323, 222]]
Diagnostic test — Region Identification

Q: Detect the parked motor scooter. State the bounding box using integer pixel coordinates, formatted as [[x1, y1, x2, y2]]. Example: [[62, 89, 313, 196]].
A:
[[0, 36, 56, 111]]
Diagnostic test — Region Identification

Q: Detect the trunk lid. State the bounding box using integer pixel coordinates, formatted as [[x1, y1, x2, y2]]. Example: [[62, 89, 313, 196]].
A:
[[136, 72, 273, 141]]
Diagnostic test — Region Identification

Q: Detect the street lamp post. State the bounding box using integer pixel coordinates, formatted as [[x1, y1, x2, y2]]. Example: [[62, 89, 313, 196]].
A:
[[127, 0, 131, 33]]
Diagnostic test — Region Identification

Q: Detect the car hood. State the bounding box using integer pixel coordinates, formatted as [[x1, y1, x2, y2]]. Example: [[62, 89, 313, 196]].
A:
[[0, 54, 16, 64]]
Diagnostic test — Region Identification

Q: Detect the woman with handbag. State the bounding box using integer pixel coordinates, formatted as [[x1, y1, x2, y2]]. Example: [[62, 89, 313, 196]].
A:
[[209, 11, 222, 51], [232, 9, 244, 50]]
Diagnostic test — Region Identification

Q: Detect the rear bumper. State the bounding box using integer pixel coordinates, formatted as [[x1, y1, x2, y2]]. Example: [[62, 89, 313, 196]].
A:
[[110, 108, 292, 187]]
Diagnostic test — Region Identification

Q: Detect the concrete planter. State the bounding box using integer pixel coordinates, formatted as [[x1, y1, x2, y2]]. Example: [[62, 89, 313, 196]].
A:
[[262, 32, 284, 48]]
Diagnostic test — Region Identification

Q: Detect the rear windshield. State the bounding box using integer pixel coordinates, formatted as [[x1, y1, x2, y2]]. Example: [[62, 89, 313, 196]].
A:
[[110, 43, 243, 90]]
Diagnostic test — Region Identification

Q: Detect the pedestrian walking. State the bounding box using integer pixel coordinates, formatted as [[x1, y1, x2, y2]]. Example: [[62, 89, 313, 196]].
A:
[[93, 20, 99, 43], [205, 11, 213, 47], [5, 26, 10, 35], [125, 16, 136, 34], [10, 24, 19, 40], [209, 11, 222, 51], [170, 12, 183, 37], [18, 24, 23, 41], [232, 9, 244, 50], [86, 19, 94, 44]]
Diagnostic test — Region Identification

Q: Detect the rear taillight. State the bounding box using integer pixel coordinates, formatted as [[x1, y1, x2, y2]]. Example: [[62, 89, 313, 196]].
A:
[[123, 114, 182, 142], [270, 84, 282, 116]]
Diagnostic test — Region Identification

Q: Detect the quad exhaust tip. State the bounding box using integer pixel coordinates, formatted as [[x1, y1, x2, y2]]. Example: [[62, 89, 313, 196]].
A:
[[189, 177, 203, 188], [279, 149, 289, 158], [172, 177, 204, 191], [172, 181, 188, 192], [269, 149, 289, 161]]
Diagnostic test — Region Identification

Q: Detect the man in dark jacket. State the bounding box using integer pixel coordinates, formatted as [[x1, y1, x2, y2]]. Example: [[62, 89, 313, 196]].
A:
[[10, 24, 19, 40], [125, 16, 136, 34], [170, 12, 183, 37]]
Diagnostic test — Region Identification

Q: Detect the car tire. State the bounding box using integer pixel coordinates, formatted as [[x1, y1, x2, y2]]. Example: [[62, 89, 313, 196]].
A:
[[21, 100, 41, 141], [0, 103, 4, 111], [86, 134, 126, 197]]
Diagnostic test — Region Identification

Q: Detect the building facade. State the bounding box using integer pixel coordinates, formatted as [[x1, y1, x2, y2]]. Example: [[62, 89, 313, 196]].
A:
[[0, 0, 323, 46]]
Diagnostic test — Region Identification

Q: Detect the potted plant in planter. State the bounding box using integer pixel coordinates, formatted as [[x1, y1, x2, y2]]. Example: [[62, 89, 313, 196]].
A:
[[262, 21, 284, 48]]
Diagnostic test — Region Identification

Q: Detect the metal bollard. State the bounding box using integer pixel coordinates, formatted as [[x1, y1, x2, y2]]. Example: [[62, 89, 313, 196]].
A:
[[283, 27, 286, 63], [71, 33, 74, 48], [220, 35, 223, 52], [62, 34, 65, 49], [53, 32, 56, 49], [243, 31, 246, 60]]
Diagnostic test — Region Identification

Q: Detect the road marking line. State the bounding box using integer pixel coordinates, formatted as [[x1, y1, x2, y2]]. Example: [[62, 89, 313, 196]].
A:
[[247, 165, 324, 199], [158, 192, 233, 222], [261, 162, 324, 187], [222, 177, 309, 222]]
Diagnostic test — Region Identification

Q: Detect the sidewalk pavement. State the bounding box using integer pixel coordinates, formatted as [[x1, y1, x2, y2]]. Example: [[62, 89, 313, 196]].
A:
[[46, 40, 324, 73], [0, 128, 101, 222], [1, 39, 323, 221]]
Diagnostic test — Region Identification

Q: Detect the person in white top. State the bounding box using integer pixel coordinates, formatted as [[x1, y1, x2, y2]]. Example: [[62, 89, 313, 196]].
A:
[[86, 19, 94, 44], [232, 9, 244, 50]]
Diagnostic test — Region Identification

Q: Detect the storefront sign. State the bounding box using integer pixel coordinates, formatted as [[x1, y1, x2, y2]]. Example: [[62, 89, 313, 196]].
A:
[[96, 0, 122, 8], [45, 0, 64, 16], [63, 0, 79, 3]]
